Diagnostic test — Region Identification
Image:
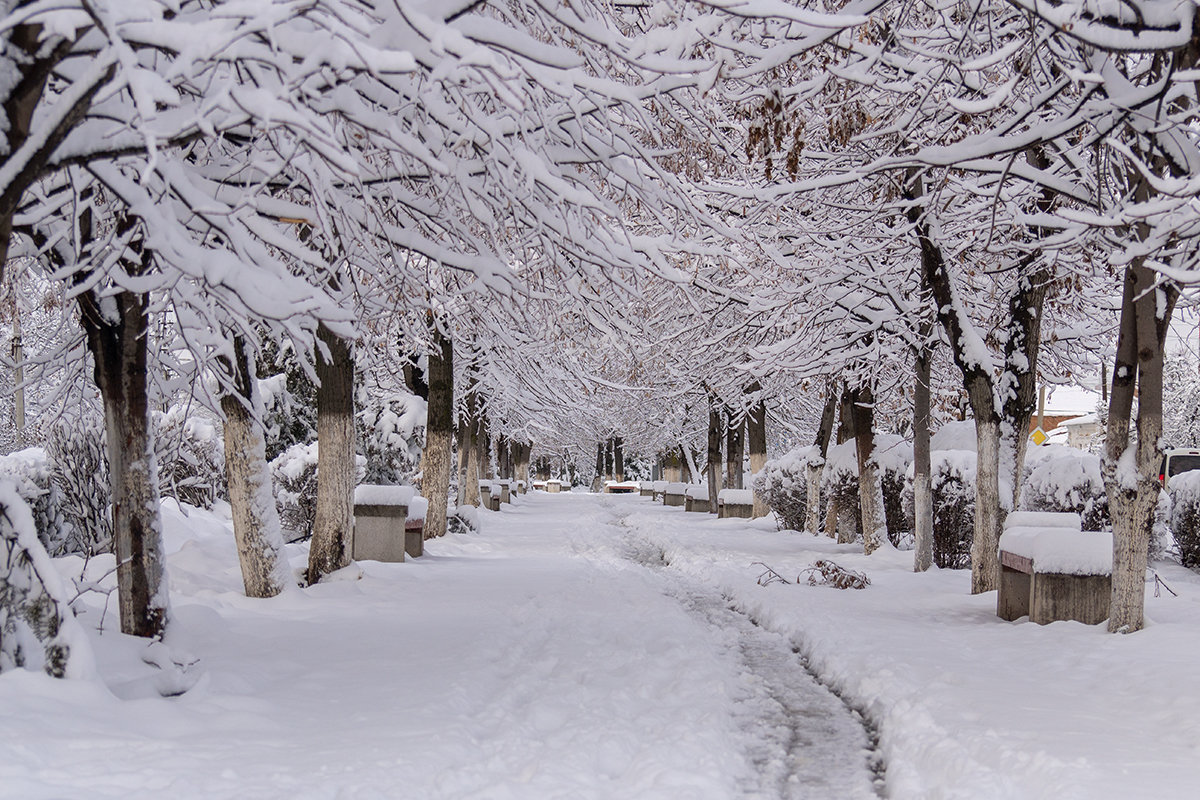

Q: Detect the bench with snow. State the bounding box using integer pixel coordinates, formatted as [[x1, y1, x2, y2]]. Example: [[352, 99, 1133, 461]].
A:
[[685, 486, 710, 512], [605, 481, 639, 494], [717, 489, 754, 519], [516, 480, 527, 495], [532, 480, 547, 491], [404, 495, 428, 558], [639, 482, 655, 498], [545, 479, 563, 493], [997, 511, 1111, 625], [663, 482, 687, 507], [480, 482, 502, 511], [497, 480, 513, 503], [651, 480, 668, 501], [353, 485, 422, 563]]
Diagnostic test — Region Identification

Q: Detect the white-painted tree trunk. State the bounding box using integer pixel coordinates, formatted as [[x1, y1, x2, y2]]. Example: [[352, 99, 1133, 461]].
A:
[[420, 325, 453, 538], [306, 323, 356, 585], [970, 418, 1003, 594], [221, 336, 290, 597]]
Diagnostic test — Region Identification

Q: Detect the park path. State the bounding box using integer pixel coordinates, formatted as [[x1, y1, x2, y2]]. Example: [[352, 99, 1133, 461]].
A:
[[1, 489, 881, 800]]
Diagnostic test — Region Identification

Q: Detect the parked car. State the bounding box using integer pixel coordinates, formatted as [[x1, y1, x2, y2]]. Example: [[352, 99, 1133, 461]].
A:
[[1160, 449, 1200, 489]]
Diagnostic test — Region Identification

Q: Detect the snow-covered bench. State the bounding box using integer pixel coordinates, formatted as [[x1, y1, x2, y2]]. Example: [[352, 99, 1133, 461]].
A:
[[717, 489, 754, 519], [497, 480, 513, 503], [604, 481, 639, 494], [352, 484, 417, 563], [516, 480, 527, 495], [545, 479, 563, 493], [404, 495, 428, 558], [651, 480, 668, 501], [480, 481, 502, 510], [663, 482, 687, 507], [997, 511, 1111, 625], [639, 482, 655, 498], [684, 486, 710, 513]]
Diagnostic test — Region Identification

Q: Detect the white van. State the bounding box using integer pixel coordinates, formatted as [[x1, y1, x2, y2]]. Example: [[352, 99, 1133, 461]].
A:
[[1160, 449, 1200, 489]]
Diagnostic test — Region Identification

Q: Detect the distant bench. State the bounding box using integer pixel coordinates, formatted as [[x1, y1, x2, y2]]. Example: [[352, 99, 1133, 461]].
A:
[[997, 511, 1111, 625]]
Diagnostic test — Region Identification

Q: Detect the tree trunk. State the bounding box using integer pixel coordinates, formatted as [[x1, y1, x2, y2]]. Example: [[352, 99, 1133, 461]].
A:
[[306, 323, 356, 585], [421, 325, 453, 538], [971, 418, 1003, 593], [807, 383, 840, 536], [849, 384, 884, 554], [913, 335, 934, 572], [614, 437, 624, 482], [746, 392, 768, 518], [707, 399, 722, 514], [477, 410, 493, 480], [458, 390, 481, 507], [221, 335, 290, 598], [725, 412, 744, 490], [79, 287, 167, 638], [591, 441, 604, 492], [1105, 260, 1178, 633]]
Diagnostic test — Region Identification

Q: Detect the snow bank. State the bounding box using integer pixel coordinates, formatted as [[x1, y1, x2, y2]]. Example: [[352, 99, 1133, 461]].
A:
[[998, 528, 1112, 575], [353, 484, 415, 507]]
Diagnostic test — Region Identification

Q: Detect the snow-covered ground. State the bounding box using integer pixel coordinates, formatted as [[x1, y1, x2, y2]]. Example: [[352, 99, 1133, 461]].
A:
[[4, 491, 1199, 799]]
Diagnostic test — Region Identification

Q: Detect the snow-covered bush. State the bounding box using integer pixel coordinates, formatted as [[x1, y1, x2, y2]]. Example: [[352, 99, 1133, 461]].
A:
[[0, 484, 91, 679], [271, 442, 319, 542], [258, 353, 317, 463], [0, 448, 67, 556], [154, 405, 225, 510], [448, 504, 480, 535], [45, 410, 111, 556], [930, 451, 975, 569], [874, 434, 913, 547], [1170, 472, 1200, 568], [757, 445, 818, 531], [822, 441, 860, 540], [357, 393, 426, 486], [1021, 448, 1108, 532], [270, 442, 367, 542]]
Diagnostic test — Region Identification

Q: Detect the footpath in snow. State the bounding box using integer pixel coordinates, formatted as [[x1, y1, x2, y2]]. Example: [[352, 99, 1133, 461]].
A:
[[4, 491, 877, 800], [6, 490, 1200, 799]]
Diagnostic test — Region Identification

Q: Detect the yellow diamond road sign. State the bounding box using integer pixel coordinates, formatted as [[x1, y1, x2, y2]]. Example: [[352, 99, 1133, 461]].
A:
[[1030, 427, 1048, 446]]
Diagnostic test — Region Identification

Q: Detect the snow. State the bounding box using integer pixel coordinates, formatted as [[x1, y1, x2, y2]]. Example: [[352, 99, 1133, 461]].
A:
[[685, 486, 709, 500], [999, 528, 1113, 575], [1005, 511, 1083, 531], [665, 482, 688, 495], [408, 495, 429, 521], [652, 480, 668, 492], [353, 484, 416, 506], [717, 488, 754, 505], [929, 419, 977, 452], [6, 492, 1200, 798]]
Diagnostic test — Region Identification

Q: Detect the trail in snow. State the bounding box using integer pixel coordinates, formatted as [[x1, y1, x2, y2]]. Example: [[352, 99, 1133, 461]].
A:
[[599, 496, 882, 800]]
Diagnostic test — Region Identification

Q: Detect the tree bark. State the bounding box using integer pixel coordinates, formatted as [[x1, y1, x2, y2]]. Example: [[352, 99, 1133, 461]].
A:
[[221, 335, 290, 598], [306, 323, 356, 585], [614, 437, 624, 482], [458, 389, 481, 507], [421, 324, 453, 538], [707, 399, 722, 514], [850, 384, 884, 554], [725, 412, 744, 490], [913, 334, 934, 572], [807, 383, 839, 536], [591, 441, 604, 492], [1105, 261, 1178, 633], [746, 390, 769, 518], [79, 286, 167, 638]]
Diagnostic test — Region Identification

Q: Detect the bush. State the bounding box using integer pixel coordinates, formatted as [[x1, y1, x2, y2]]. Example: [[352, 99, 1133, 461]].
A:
[[873, 434, 913, 548], [823, 441, 861, 541], [0, 448, 67, 557], [1170, 471, 1200, 568], [930, 451, 975, 569], [1020, 448, 1109, 532], [271, 442, 319, 542], [45, 409, 111, 556], [757, 445, 817, 531], [357, 393, 425, 486], [154, 404, 226, 510]]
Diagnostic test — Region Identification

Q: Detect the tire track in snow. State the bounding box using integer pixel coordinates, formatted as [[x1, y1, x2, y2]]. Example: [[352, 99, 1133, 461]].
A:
[[610, 504, 884, 800]]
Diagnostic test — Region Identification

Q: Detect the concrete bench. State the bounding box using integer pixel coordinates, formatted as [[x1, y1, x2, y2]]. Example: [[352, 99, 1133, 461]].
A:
[[352, 484, 416, 563], [997, 512, 1111, 625], [639, 484, 655, 498], [717, 489, 754, 519], [516, 480, 527, 495], [546, 480, 563, 493], [497, 480, 513, 503], [684, 486, 710, 513], [532, 480, 546, 491], [480, 482, 502, 511], [663, 482, 687, 507], [651, 480, 668, 501], [605, 481, 639, 494]]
